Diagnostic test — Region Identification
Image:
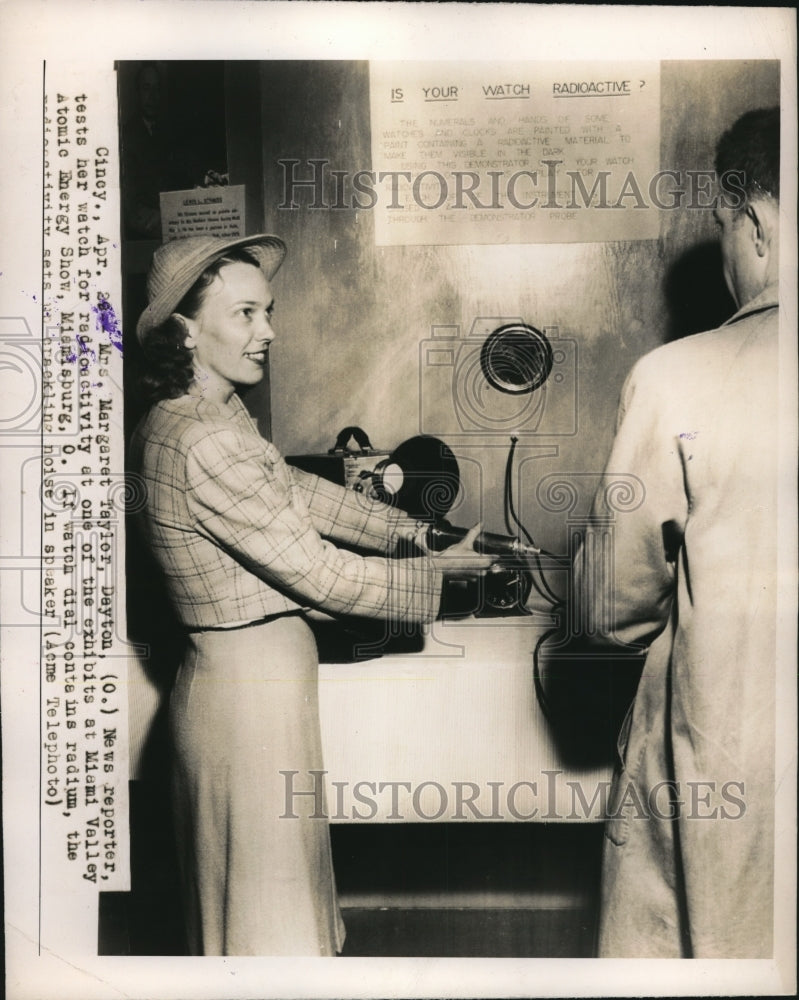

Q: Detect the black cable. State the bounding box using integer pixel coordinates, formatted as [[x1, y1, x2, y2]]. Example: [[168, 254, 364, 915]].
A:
[[531, 553, 563, 607], [504, 436, 537, 548], [533, 625, 561, 722], [504, 439, 558, 607], [500, 436, 567, 720], [503, 436, 562, 607]]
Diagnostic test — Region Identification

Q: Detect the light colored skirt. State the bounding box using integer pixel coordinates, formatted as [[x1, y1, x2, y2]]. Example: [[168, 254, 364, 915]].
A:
[[169, 613, 345, 956]]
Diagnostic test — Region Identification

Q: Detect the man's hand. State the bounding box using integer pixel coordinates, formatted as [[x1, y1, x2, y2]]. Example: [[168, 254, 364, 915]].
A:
[[430, 523, 497, 578]]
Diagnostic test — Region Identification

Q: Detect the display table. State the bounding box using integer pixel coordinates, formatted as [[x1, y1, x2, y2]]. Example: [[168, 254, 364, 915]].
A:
[[318, 614, 613, 823]]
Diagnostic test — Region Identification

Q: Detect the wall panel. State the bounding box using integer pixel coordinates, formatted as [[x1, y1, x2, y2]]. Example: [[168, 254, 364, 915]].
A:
[[255, 59, 778, 555]]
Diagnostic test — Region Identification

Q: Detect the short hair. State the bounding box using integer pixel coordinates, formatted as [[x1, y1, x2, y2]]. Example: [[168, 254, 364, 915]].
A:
[[139, 247, 262, 405], [715, 107, 780, 207]]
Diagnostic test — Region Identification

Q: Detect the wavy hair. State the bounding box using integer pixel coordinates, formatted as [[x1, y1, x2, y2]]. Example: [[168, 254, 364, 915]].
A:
[[715, 107, 780, 208], [139, 247, 263, 405]]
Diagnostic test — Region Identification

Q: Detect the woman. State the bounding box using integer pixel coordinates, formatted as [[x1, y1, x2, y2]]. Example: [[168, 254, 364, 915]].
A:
[[130, 233, 492, 956]]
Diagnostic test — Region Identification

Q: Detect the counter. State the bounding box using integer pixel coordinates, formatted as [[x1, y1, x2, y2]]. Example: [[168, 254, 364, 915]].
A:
[[317, 613, 614, 823]]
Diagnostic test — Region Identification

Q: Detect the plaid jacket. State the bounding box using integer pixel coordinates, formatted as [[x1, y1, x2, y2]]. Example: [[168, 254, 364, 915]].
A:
[[129, 392, 443, 629]]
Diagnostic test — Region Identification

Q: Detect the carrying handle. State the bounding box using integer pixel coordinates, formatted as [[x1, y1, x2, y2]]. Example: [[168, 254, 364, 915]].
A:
[[329, 425, 374, 454]]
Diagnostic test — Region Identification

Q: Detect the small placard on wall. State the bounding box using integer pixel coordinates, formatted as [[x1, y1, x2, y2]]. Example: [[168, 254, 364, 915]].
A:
[[160, 184, 246, 242], [369, 62, 661, 246]]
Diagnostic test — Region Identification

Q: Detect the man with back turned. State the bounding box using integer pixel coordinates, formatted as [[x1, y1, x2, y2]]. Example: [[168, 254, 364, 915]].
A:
[[575, 107, 783, 957]]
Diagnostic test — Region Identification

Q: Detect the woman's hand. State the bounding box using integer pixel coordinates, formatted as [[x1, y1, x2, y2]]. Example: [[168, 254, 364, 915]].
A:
[[429, 523, 498, 578]]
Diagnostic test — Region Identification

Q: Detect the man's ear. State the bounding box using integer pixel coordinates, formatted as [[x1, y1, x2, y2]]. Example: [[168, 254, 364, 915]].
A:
[[173, 313, 196, 348], [746, 198, 777, 258]]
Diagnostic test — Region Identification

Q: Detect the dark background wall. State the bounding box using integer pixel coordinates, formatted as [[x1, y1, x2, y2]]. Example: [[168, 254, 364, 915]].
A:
[[247, 60, 778, 557]]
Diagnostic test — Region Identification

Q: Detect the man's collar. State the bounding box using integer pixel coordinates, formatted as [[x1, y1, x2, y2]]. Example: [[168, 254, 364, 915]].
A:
[[723, 282, 779, 327]]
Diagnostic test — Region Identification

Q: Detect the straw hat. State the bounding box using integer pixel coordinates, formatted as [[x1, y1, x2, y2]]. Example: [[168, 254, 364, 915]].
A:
[[136, 233, 287, 343]]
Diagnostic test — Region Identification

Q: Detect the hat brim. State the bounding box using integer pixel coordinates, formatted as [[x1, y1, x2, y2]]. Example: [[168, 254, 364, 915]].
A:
[[136, 233, 287, 344]]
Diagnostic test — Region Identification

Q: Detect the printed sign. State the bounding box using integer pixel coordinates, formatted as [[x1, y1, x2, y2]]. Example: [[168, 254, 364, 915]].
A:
[[369, 61, 661, 245], [160, 184, 245, 241]]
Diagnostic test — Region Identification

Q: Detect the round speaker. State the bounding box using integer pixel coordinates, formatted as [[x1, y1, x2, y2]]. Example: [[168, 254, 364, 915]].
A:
[[373, 435, 460, 521], [480, 323, 553, 395]]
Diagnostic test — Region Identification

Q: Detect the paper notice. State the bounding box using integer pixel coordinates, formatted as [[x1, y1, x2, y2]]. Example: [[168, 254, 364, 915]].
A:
[[160, 184, 245, 242], [369, 61, 661, 245]]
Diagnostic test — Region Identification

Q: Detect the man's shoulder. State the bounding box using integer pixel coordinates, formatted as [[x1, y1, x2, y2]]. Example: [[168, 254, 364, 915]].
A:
[[630, 301, 778, 389]]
